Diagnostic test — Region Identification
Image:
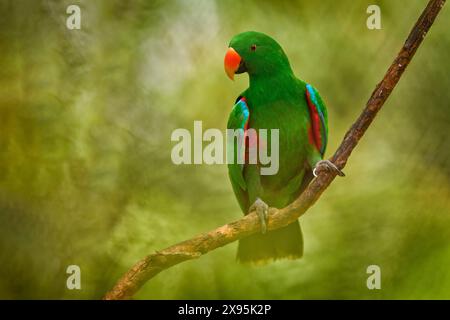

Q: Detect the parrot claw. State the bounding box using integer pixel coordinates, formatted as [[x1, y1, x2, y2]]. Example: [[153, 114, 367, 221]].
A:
[[313, 160, 345, 178], [249, 198, 269, 234]]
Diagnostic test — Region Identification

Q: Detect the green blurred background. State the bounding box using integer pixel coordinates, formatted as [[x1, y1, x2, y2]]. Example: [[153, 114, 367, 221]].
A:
[[0, 0, 449, 299]]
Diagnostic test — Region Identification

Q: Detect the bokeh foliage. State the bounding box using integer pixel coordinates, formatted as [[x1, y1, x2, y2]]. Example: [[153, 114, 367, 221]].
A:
[[0, 0, 449, 299]]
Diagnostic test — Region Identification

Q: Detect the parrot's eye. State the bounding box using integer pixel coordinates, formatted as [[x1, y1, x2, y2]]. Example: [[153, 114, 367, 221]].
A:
[[250, 44, 257, 51]]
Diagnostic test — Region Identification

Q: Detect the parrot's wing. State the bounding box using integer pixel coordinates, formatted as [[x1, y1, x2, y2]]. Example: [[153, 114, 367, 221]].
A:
[[227, 96, 250, 213], [227, 96, 249, 190], [305, 84, 328, 157]]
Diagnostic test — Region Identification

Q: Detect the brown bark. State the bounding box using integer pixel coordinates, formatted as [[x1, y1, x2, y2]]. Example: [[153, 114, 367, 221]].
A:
[[104, 0, 446, 300]]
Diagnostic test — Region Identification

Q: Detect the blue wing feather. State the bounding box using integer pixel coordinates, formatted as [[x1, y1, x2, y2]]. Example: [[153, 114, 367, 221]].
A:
[[305, 84, 328, 156]]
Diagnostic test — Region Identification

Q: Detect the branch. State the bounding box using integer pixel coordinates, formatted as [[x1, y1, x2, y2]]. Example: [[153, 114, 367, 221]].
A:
[[104, 0, 446, 300]]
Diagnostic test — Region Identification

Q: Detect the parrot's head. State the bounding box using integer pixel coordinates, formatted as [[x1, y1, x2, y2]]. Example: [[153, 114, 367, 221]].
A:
[[224, 31, 292, 80]]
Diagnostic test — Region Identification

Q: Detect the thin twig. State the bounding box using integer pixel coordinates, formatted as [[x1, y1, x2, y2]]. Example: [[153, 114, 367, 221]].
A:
[[104, 0, 446, 300]]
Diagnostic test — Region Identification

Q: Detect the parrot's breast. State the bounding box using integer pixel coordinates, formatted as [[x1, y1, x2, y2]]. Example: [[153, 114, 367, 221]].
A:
[[244, 93, 311, 207]]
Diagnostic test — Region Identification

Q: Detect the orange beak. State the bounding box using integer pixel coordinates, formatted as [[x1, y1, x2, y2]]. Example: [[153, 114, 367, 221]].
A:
[[224, 47, 241, 80]]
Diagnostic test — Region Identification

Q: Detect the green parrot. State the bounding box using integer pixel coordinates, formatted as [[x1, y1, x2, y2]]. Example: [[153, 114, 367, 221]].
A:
[[224, 31, 343, 263]]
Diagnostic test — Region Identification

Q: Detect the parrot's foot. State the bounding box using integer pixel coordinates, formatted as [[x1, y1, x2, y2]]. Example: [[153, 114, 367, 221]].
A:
[[249, 198, 269, 234], [313, 160, 345, 178]]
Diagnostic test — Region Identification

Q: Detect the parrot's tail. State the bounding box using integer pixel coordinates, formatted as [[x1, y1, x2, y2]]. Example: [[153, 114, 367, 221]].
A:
[[237, 220, 303, 264]]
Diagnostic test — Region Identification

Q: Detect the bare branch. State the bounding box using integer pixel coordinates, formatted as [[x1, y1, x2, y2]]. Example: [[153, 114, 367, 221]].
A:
[[104, 0, 446, 300]]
